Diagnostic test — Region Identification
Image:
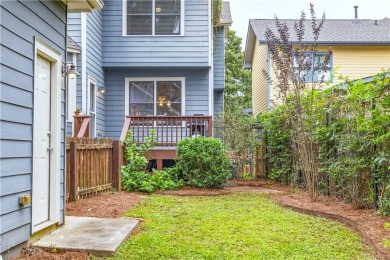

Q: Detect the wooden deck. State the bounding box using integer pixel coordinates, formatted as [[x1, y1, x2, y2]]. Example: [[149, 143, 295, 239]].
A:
[[120, 115, 213, 169]]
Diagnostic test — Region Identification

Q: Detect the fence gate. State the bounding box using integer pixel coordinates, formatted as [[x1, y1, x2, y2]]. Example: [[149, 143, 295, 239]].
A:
[[66, 137, 123, 201]]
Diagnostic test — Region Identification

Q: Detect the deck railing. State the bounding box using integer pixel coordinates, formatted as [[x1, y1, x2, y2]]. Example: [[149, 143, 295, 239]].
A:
[[74, 115, 90, 138], [120, 115, 213, 146]]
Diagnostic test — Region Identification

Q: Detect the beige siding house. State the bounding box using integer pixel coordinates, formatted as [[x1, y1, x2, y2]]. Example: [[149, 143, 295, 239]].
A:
[[244, 19, 390, 116]]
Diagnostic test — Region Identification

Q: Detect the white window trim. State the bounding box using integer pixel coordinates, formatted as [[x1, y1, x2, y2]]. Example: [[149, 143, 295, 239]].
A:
[[32, 39, 62, 232], [122, 0, 185, 37], [125, 77, 185, 116], [293, 51, 332, 83], [87, 77, 97, 137]]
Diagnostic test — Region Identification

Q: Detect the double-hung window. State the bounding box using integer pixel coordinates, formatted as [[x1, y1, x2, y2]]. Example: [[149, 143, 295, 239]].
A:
[[125, 78, 184, 116], [293, 52, 332, 82], [125, 0, 182, 35]]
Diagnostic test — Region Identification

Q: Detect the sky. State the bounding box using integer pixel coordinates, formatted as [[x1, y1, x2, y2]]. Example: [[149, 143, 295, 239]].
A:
[[228, 0, 390, 49]]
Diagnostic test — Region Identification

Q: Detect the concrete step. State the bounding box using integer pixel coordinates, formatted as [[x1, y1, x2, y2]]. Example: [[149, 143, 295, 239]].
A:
[[33, 216, 139, 256]]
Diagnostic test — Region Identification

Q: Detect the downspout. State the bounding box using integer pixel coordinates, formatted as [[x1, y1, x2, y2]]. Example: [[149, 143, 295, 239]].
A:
[[208, 0, 214, 118], [63, 4, 68, 225], [267, 45, 271, 110]]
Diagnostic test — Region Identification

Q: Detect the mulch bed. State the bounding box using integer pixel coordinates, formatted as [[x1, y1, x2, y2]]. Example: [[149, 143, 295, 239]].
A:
[[15, 179, 390, 260]]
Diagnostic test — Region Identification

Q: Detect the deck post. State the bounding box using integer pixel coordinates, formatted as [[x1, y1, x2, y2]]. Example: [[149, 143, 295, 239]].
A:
[[69, 141, 78, 201], [157, 159, 163, 170], [208, 117, 213, 137], [112, 140, 123, 191]]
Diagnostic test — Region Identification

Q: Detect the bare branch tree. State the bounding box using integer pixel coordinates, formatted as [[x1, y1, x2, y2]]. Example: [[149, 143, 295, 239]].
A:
[[263, 4, 332, 200]]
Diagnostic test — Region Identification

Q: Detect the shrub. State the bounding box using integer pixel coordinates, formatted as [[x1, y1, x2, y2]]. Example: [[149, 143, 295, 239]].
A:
[[176, 137, 230, 188], [379, 185, 390, 216], [121, 130, 184, 192], [122, 166, 184, 193]]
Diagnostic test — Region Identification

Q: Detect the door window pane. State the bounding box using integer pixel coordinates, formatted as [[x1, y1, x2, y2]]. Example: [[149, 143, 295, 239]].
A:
[[129, 81, 154, 116], [156, 81, 181, 116], [128, 80, 182, 116]]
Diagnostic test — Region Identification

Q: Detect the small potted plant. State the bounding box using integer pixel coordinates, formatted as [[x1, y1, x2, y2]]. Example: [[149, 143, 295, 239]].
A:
[[74, 108, 81, 116]]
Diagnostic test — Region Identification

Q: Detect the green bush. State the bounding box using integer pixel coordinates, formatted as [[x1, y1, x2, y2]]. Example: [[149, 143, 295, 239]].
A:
[[176, 137, 230, 188], [121, 130, 184, 193], [379, 185, 390, 216], [122, 167, 184, 193]]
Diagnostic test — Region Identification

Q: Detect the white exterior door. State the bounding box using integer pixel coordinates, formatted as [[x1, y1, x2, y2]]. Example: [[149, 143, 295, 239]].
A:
[[32, 55, 51, 227]]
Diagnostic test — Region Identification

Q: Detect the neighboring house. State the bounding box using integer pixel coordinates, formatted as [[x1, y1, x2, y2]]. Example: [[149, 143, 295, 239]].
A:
[[244, 18, 390, 115], [0, 0, 102, 258], [67, 0, 232, 167]]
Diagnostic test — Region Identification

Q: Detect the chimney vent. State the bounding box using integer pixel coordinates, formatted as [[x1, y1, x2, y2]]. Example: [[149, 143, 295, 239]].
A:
[[353, 6, 359, 24], [374, 19, 378, 25]]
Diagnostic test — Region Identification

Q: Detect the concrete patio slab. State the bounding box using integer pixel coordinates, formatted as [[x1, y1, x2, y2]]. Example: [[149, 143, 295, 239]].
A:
[[33, 216, 139, 256]]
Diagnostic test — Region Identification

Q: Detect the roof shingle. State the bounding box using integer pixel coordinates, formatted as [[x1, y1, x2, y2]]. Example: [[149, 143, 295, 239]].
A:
[[221, 2, 232, 25], [250, 19, 390, 43], [67, 36, 81, 52]]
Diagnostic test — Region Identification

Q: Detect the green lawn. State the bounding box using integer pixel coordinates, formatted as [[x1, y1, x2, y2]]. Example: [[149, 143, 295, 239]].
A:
[[110, 193, 374, 260]]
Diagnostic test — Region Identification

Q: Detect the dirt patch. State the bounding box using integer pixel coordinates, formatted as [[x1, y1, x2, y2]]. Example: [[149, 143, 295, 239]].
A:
[[15, 180, 390, 260], [66, 191, 145, 218], [14, 247, 89, 260]]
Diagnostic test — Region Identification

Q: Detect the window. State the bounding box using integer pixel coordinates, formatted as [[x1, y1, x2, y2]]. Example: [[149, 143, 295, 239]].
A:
[[125, 0, 182, 36], [126, 78, 184, 116], [293, 52, 332, 82]]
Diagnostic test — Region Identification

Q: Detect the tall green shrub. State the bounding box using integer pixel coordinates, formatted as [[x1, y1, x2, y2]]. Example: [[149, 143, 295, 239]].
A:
[[177, 137, 230, 188], [260, 70, 390, 213], [259, 105, 295, 184]]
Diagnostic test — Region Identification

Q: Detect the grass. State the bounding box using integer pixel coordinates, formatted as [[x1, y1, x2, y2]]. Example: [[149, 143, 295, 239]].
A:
[[109, 193, 374, 260]]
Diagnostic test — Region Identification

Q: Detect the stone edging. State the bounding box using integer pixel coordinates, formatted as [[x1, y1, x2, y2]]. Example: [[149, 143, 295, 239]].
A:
[[276, 202, 387, 260]]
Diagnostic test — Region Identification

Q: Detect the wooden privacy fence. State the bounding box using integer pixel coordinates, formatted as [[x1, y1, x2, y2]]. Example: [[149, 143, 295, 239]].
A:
[[66, 137, 123, 201]]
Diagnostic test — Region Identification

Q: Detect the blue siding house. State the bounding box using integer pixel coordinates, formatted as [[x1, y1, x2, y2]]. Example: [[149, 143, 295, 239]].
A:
[[67, 0, 232, 167], [0, 0, 102, 258]]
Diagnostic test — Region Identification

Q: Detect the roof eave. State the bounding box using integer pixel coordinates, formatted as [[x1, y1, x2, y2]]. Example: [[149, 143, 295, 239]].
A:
[[257, 40, 390, 45], [243, 22, 256, 70]]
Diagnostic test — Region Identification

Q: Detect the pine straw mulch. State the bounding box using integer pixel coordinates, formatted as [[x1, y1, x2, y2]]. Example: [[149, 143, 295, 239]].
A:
[[15, 179, 390, 260]]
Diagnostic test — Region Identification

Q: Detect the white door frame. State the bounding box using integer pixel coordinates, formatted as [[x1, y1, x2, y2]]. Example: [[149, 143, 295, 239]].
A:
[[32, 39, 62, 233]]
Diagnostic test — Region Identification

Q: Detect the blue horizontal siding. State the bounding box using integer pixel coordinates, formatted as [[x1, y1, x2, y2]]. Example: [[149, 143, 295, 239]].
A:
[[105, 68, 210, 138], [0, 0, 66, 253], [102, 0, 210, 67], [214, 90, 224, 115], [213, 27, 225, 89], [86, 10, 105, 136]]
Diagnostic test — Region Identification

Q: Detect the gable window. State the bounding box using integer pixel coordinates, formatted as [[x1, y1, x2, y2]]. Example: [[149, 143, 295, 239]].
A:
[[125, 0, 183, 36], [125, 78, 184, 116], [293, 52, 332, 83]]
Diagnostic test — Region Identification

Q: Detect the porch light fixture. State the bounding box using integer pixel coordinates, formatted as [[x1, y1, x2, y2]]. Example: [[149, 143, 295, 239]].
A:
[[98, 86, 105, 94], [63, 64, 80, 79]]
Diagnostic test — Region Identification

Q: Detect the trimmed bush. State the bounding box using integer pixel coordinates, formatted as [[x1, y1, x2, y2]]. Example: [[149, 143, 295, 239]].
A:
[[177, 137, 230, 188]]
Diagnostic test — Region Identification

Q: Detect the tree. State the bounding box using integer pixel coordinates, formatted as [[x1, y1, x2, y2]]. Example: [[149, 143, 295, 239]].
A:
[[263, 4, 331, 200], [224, 29, 252, 112], [214, 30, 256, 179]]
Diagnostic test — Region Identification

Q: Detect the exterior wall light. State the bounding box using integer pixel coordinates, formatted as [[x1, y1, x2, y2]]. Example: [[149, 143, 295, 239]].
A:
[[98, 86, 105, 94], [63, 63, 80, 79]]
